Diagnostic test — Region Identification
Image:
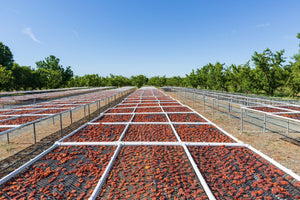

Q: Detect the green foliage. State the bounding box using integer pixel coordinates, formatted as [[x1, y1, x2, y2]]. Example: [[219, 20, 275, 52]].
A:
[[148, 76, 166, 87], [252, 48, 285, 96], [36, 55, 73, 88], [0, 65, 14, 91], [131, 75, 148, 88], [286, 33, 300, 97], [165, 76, 183, 86], [0, 42, 14, 69], [11, 63, 35, 90]]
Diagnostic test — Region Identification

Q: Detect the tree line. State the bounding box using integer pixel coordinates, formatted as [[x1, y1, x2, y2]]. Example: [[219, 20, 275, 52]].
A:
[[0, 33, 299, 97]]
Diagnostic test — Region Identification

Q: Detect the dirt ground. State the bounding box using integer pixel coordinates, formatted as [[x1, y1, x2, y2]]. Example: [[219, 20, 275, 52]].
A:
[[165, 91, 300, 175], [0, 93, 131, 179]]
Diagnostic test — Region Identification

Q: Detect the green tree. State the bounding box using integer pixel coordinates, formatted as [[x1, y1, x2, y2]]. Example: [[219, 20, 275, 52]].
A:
[[286, 33, 300, 97], [36, 55, 73, 88], [226, 64, 241, 92], [0, 65, 14, 91], [11, 63, 36, 90], [148, 76, 166, 87], [186, 70, 200, 88], [165, 76, 183, 86], [0, 42, 14, 69], [131, 75, 148, 88], [108, 74, 131, 87], [252, 48, 285, 96]]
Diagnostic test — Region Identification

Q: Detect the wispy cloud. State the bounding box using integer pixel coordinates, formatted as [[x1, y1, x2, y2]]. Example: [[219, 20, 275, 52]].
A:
[[73, 30, 79, 38], [256, 23, 271, 28], [22, 27, 41, 43]]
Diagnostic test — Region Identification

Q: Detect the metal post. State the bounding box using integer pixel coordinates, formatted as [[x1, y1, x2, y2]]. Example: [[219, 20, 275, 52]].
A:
[[7, 131, 10, 144], [60, 113, 63, 137], [228, 102, 231, 118], [263, 113, 266, 134], [70, 110, 73, 124], [88, 104, 91, 121], [33, 123, 37, 144], [99, 100, 102, 115], [84, 105, 86, 118], [212, 99, 215, 118], [192, 89, 195, 107], [180, 89, 182, 100], [286, 120, 289, 134], [240, 108, 243, 134], [52, 116, 55, 125], [217, 95, 219, 113], [203, 94, 206, 112]]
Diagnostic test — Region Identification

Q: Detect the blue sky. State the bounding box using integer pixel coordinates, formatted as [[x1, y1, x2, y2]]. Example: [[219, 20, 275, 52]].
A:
[[1, 0, 300, 77]]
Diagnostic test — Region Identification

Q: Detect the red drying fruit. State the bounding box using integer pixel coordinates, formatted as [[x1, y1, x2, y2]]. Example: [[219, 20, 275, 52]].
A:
[[35, 109, 68, 114], [123, 124, 177, 142], [135, 107, 163, 113], [248, 107, 287, 113], [174, 124, 235, 143], [168, 113, 206, 122], [96, 146, 208, 199], [0, 116, 43, 125], [64, 124, 126, 142], [132, 114, 168, 122], [107, 108, 134, 113], [278, 113, 300, 121], [95, 114, 133, 122], [188, 146, 298, 199], [0, 146, 116, 199], [163, 106, 192, 112]]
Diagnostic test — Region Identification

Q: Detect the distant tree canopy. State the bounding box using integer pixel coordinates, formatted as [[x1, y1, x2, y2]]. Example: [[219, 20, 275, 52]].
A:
[[36, 55, 73, 88], [0, 43, 74, 90], [0, 42, 14, 69], [0, 34, 300, 98]]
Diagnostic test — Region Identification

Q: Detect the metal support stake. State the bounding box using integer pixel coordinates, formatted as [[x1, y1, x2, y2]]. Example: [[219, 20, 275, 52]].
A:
[[228, 102, 231, 118], [193, 89, 195, 107], [286, 120, 289, 134], [217, 95, 219, 113], [180, 89, 182, 100], [203, 94, 206, 112], [212, 99, 215, 119], [88, 104, 91, 121], [263, 113, 266, 134], [33, 123, 37, 144], [70, 110, 73, 124], [240, 108, 243, 134], [84, 105, 86, 118], [7, 131, 10, 144], [60, 113, 63, 137], [99, 100, 102, 115], [52, 116, 55, 125]]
